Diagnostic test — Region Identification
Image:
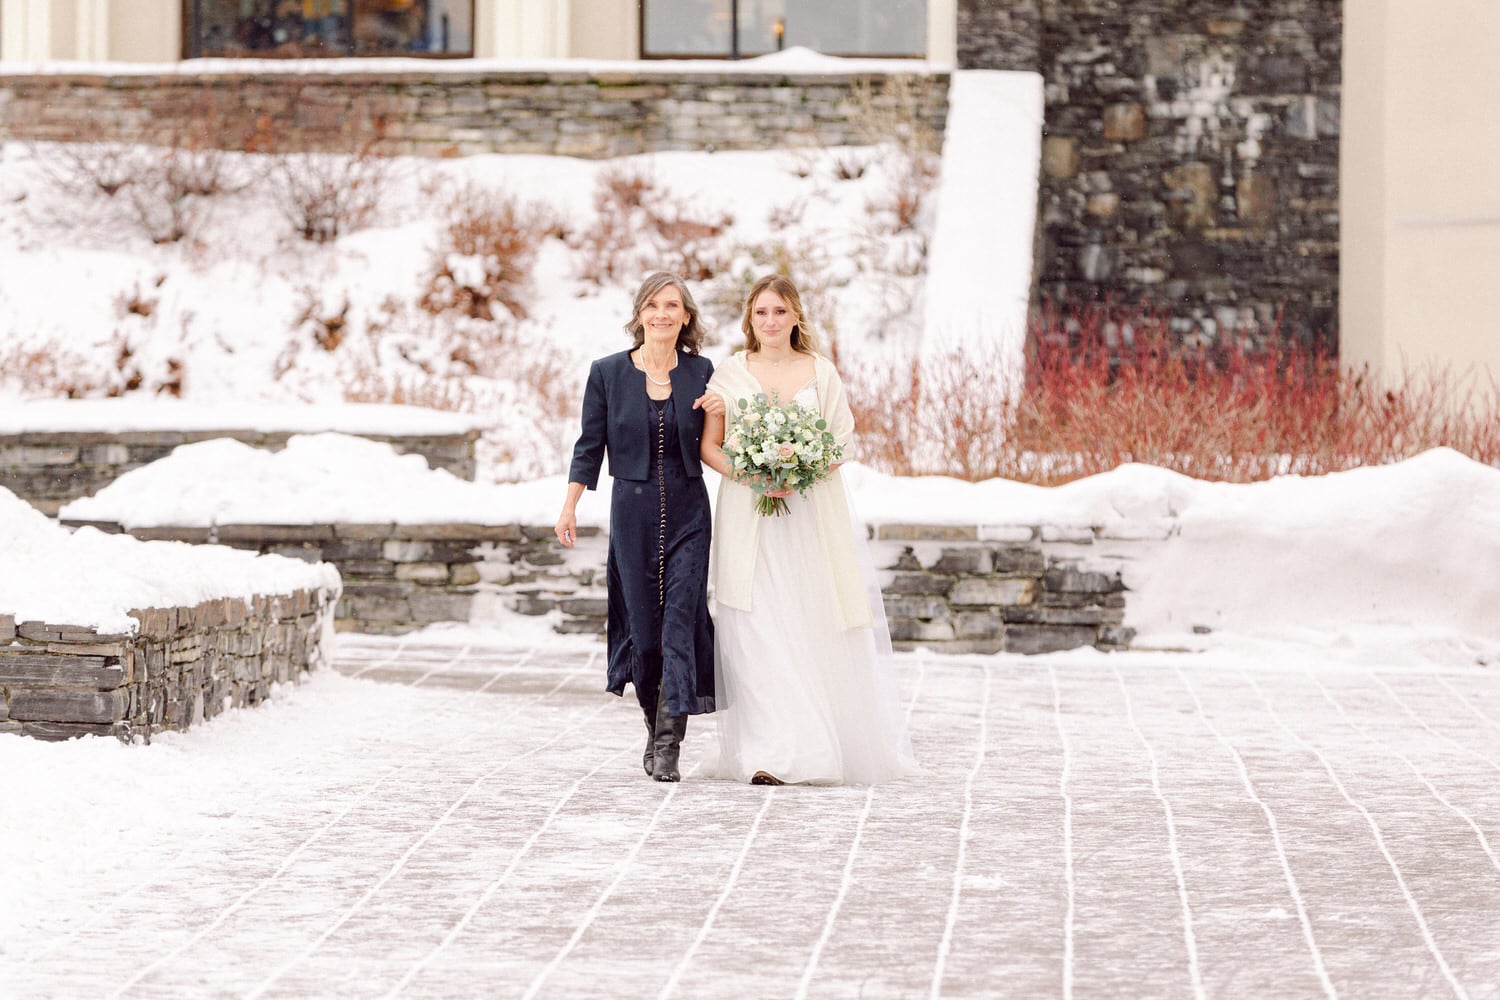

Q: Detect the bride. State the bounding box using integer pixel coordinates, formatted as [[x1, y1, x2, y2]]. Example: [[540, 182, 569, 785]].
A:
[[697, 274, 918, 786]]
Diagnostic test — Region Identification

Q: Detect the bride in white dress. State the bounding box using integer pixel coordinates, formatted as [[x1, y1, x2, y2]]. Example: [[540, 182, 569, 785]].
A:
[[697, 274, 918, 786]]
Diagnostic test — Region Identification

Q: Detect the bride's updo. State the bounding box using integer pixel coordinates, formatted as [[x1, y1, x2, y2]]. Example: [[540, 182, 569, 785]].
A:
[[740, 274, 820, 356]]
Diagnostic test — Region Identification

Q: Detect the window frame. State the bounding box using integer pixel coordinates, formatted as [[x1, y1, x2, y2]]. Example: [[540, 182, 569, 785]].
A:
[[637, 0, 926, 61], [180, 0, 477, 60]]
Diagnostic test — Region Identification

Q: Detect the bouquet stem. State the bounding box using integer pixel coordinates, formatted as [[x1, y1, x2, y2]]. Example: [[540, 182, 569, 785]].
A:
[[755, 494, 791, 517]]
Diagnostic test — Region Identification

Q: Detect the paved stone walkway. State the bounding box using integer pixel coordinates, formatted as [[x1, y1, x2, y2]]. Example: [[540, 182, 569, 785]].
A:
[[10, 633, 1500, 999]]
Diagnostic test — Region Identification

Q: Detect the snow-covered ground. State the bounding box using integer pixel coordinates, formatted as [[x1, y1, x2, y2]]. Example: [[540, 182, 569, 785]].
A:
[[4, 633, 1499, 998]]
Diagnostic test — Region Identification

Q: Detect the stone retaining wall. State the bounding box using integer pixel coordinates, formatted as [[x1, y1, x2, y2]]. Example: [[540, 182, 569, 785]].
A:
[[62, 520, 1137, 653], [0, 587, 335, 742], [958, 0, 1342, 348], [2, 428, 478, 516], [0, 68, 950, 158], [57, 519, 597, 636], [871, 524, 1133, 655]]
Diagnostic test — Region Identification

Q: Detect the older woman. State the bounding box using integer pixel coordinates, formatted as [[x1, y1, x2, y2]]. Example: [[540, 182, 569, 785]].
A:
[[555, 272, 721, 782]]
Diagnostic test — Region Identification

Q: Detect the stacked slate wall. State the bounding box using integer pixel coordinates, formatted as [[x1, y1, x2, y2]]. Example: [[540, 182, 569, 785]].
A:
[[65, 519, 1137, 654], [0, 68, 949, 158], [0, 588, 334, 742], [959, 0, 1342, 348]]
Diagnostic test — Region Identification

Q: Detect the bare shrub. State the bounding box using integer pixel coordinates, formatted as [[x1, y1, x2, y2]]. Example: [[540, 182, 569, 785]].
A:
[[421, 186, 552, 322], [867, 148, 939, 234], [115, 277, 164, 319], [294, 288, 352, 351], [342, 326, 583, 482], [271, 150, 391, 243], [41, 142, 142, 198], [830, 150, 870, 181], [36, 142, 226, 244], [34, 84, 254, 244], [572, 164, 733, 284], [0, 341, 109, 398], [840, 302, 1500, 484], [833, 340, 1014, 481]]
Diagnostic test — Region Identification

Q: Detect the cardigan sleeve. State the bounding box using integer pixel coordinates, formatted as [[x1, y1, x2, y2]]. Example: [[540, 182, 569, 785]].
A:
[[567, 360, 608, 489], [820, 358, 857, 455]]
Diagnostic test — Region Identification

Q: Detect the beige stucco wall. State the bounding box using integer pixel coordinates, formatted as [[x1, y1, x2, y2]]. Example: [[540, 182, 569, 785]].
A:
[[478, 0, 570, 59], [2, 0, 171, 61], [108, 0, 178, 62], [1341, 0, 1500, 387], [568, 0, 636, 61]]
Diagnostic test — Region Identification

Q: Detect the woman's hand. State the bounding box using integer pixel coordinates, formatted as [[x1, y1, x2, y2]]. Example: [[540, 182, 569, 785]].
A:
[[555, 509, 577, 548], [763, 487, 794, 499], [556, 482, 586, 548], [692, 392, 725, 418]]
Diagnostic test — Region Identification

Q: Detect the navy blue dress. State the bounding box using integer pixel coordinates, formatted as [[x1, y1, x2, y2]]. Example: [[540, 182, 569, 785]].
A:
[[606, 393, 716, 717]]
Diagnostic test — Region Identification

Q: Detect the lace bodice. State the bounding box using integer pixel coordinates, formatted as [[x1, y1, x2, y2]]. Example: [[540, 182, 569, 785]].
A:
[[793, 379, 818, 410]]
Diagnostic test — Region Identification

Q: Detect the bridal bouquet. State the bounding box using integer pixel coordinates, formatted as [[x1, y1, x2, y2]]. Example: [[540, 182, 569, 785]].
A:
[[722, 393, 843, 517]]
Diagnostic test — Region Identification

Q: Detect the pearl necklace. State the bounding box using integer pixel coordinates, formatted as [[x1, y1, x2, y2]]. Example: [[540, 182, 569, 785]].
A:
[[639, 349, 674, 386]]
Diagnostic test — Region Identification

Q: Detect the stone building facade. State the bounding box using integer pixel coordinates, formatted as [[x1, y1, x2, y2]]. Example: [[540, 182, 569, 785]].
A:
[[960, 0, 1342, 349]]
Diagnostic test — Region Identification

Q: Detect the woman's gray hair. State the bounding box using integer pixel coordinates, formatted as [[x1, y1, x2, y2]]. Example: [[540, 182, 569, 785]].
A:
[[624, 271, 708, 355]]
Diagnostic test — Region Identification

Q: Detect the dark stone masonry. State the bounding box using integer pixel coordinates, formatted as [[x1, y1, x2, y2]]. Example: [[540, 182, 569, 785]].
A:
[[959, 0, 1342, 348], [1, 427, 478, 516], [872, 523, 1132, 655], [0, 67, 949, 159], [0, 589, 334, 742], [63, 519, 1136, 655]]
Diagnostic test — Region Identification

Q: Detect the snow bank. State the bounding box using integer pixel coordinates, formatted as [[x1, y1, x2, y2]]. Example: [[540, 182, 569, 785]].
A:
[[922, 69, 1044, 391], [61, 433, 582, 529], [1120, 448, 1500, 645], [855, 449, 1500, 647], [1, 487, 339, 633]]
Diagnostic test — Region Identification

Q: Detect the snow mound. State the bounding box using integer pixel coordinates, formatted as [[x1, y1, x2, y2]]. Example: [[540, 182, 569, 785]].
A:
[[851, 449, 1500, 647], [61, 433, 581, 529], [1, 487, 339, 633]]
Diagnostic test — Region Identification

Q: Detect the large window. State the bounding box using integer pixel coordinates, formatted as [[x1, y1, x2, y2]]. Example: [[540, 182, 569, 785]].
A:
[[184, 1, 474, 58], [642, 0, 926, 59]]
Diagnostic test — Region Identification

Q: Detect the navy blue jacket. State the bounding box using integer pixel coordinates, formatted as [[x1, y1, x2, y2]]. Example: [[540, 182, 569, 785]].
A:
[[568, 348, 715, 488]]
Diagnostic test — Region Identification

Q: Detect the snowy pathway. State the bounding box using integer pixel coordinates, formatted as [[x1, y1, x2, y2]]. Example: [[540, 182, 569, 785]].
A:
[[6, 634, 1500, 999]]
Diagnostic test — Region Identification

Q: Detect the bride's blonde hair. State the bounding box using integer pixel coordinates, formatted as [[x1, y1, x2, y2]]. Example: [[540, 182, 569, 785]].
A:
[[740, 274, 819, 356]]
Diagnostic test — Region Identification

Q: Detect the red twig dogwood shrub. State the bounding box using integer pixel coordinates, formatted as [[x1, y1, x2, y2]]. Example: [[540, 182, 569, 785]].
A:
[[837, 302, 1500, 484]]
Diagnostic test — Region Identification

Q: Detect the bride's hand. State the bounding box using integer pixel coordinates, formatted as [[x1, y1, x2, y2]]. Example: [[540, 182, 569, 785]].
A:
[[692, 393, 725, 418], [764, 487, 794, 498]]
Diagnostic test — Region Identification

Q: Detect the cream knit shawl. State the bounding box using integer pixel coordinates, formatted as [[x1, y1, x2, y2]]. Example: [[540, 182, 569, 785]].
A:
[[706, 352, 872, 631]]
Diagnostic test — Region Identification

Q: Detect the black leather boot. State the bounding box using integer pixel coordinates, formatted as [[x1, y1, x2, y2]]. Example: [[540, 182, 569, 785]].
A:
[[652, 682, 687, 782], [641, 703, 657, 777]]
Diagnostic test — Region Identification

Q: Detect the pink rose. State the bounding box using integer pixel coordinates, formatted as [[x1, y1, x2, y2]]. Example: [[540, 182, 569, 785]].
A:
[[777, 443, 796, 459]]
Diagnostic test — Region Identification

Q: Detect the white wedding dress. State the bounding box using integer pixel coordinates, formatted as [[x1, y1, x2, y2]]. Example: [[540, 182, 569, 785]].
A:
[[701, 382, 919, 786]]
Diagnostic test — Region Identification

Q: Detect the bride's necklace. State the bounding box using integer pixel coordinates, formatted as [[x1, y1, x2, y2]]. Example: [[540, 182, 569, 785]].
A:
[[639, 348, 674, 386], [752, 350, 788, 368]]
